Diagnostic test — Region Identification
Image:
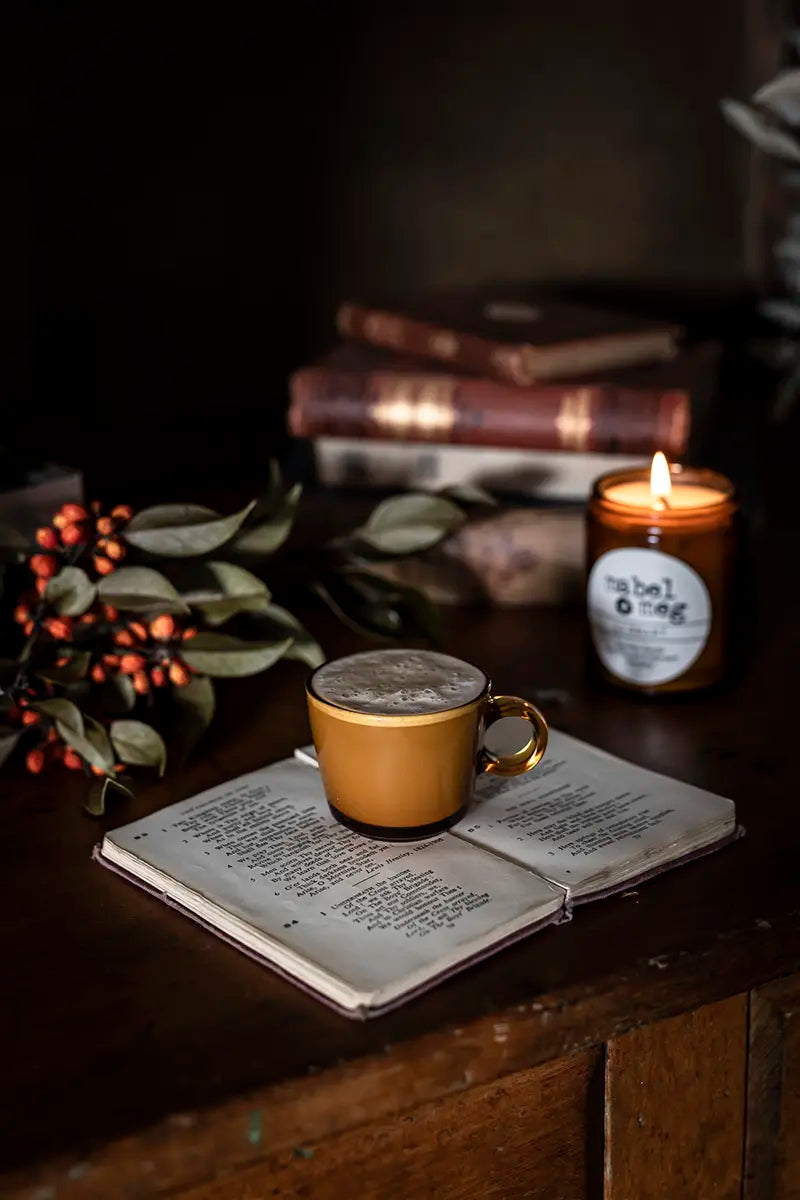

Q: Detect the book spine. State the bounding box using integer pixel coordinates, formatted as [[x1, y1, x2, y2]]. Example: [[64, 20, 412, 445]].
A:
[[311, 437, 648, 502], [337, 302, 533, 385], [290, 365, 690, 456]]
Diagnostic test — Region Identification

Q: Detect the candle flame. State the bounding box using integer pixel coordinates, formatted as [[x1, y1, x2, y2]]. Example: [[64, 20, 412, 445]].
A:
[[650, 451, 672, 505]]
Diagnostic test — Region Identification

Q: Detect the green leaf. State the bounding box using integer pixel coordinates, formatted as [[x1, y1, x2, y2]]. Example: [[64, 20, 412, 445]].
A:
[[0, 729, 21, 767], [439, 483, 498, 507], [110, 720, 167, 776], [80, 714, 116, 774], [180, 632, 293, 678], [314, 571, 442, 643], [123, 501, 256, 557], [84, 774, 134, 817], [45, 566, 96, 616], [36, 651, 91, 685], [33, 697, 85, 739], [34, 699, 114, 773], [173, 675, 215, 763], [231, 483, 302, 556], [182, 561, 271, 625], [253, 604, 324, 668], [101, 672, 137, 715], [357, 493, 465, 555], [98, 566, 189, 614]]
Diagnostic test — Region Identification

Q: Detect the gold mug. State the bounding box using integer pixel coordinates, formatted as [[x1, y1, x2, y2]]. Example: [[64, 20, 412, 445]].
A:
[[306, 649, 548, 841]]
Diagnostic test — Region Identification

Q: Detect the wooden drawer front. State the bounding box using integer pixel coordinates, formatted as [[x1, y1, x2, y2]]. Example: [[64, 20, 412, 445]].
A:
[[604, 994, 748, 1200], [179, 1050, 600, 1200], [745, 973, 800, 1199]]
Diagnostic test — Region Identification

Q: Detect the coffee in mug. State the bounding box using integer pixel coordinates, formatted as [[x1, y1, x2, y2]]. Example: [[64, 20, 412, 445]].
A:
[[306, 648, 548, 841]]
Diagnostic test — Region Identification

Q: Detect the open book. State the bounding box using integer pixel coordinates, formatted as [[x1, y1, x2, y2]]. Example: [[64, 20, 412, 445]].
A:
[[95, 730, 738, 1018]]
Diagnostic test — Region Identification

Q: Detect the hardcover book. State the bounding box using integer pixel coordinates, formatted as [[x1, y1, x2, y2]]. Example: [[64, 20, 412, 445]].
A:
[[95, 729, 737, 1019], [337, 289, 682, 386], [290, 342, 722, 458], [311, 437, 648, 501]]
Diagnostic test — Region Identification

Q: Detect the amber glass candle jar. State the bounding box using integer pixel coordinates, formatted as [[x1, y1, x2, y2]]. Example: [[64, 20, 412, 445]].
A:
[[586, 460, 739, 695]]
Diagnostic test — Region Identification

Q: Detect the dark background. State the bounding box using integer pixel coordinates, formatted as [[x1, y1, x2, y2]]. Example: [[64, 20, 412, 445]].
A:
[[4, 4, 763, 495]]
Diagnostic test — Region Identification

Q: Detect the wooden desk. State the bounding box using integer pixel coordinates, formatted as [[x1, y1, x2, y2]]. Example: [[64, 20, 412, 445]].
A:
[[2, 522, 799, 1200]]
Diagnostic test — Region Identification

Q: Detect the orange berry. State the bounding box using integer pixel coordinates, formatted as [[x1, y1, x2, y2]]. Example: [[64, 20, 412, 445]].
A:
[[30, 554, 57, 578], [91, 664, 106, 683], [35, 577, 48, 597], [61, 503, 88, 522], [169, 661, 191, 687], [94, 556, 115, 576], [91, 764, 105, 777], [80, 611, 98, 625], [23, 620, 35, 636], [182, 626, 198, 640], [46, 617, 73, 640], [151, 666, 167, 687], [103, 653, 121, 667], [45, 728, 59, 744], [55, 656, 69, 667], [128, 621, 148, 641], [96, 516, 114, 535], [36, 527, 58, 549], [114, 762, 125, 773], [61, 522, 87, 546], [114, 630, 134, 647], [22, 710, 41, 726], [103, 605, 119, 622], [90, 500, 103, 515], [119, 653, 146, 674], [13, 604, 29, 624], [26, 748, 45, 774], [133, 671, 150, 694], [53, 513, 68, 530], [149, 614, 175, 640], [111, 504, 133, 521], [63, 748, 82, 770], [104, 539, 125, 560]]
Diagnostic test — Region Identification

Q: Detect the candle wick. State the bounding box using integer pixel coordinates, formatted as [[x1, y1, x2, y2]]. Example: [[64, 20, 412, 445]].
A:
[[659, 494, 672, 510]]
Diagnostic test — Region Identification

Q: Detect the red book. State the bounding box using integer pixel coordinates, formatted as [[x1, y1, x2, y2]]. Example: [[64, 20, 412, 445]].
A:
[[288, 343, 720, 457], [337, 289, 682, 386]]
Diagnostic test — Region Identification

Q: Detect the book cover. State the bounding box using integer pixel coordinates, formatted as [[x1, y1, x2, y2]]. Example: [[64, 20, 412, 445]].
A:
[[336, 288, 683, 386], [290, 342, 721, 458], [311, 437, 649, 502]]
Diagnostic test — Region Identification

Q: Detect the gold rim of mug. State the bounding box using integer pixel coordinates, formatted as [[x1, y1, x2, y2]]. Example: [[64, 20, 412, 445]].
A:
[[305, 664, 492, 727]]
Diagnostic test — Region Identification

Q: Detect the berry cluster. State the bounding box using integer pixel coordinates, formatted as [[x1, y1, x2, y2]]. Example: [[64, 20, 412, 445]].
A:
[[29, 501, 132, 581], [94, 611, 197, 695], [7, 498, 201, 776]]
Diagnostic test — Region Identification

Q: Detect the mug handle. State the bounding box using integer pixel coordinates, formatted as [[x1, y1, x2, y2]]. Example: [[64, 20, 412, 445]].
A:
[[478, 694, 548, 777]]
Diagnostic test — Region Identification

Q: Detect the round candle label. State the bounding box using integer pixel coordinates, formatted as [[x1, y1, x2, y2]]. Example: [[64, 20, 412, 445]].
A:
[[587, 548, 711, 686]]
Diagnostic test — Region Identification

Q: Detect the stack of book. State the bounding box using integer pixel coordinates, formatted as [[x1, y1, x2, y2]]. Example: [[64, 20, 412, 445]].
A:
[[287, 289, 722, 605]]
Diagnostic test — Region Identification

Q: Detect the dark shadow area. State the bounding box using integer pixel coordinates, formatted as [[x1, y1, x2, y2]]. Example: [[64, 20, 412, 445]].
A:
[[6, 1, 763, 497]]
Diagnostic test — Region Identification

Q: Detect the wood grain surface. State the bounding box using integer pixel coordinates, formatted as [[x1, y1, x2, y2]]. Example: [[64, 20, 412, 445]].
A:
[[604, 995, 748, 1199], [745, 973, 800, 1199]]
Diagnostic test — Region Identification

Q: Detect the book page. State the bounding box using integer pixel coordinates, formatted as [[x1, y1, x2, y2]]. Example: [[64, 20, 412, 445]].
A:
[[102, 759, 563, 1006], [454, 729, 736, 897]]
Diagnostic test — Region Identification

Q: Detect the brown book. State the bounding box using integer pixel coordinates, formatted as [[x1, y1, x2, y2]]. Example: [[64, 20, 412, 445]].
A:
[[336, 288, 682, 386], [289, 343, 721, 457]]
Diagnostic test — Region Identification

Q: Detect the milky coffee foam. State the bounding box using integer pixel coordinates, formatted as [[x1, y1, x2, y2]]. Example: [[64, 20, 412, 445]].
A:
[[312, 649, 486, 716]]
